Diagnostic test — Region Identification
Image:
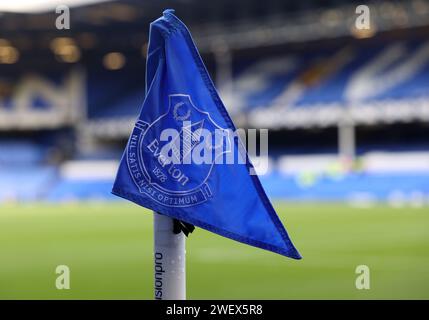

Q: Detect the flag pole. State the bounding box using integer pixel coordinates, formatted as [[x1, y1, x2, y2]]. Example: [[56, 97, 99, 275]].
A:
[[153, 212, 186, 300]]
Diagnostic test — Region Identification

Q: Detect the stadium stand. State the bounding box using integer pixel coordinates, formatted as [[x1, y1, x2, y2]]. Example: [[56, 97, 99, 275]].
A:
[[0, 140, 56, 201], [1, 0, 429, 205]]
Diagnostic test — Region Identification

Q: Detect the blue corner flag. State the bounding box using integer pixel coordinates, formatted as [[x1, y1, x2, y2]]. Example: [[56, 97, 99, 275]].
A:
[[112, 9, 301, 259]]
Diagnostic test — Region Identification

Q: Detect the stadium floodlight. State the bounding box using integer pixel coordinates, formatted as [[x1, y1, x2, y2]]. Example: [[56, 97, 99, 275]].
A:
[[103, 52, 126, 70], [0, 39, 19, 64], [112, 9, 300, 300], [0, 0, 113, 13]]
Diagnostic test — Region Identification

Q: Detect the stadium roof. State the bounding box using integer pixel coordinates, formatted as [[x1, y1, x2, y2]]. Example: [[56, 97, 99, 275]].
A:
[[0, 0, 113, 13], [1, 1, 429, 48]]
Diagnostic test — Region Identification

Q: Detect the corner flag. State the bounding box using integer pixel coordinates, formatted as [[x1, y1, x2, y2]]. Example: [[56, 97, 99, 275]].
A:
[[112, 9, 301, 259]]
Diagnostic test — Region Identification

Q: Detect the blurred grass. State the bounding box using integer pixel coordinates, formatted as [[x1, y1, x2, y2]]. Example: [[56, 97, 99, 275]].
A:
[[0, 202, 428, 299]]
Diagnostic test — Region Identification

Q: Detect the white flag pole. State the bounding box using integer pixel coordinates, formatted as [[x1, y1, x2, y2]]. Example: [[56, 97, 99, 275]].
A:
[[153, 212, 186, 300]]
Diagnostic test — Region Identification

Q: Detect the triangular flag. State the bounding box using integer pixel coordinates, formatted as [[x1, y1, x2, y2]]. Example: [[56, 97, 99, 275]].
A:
[[112, 9, 301, 259]]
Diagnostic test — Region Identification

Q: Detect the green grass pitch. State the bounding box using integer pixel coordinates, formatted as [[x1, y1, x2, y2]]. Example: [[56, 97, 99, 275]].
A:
[[0, 202, 428, 299]]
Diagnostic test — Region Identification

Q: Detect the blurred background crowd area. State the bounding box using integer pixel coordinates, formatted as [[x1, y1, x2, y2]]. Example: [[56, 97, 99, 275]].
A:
[[0, 0, 429, 206]]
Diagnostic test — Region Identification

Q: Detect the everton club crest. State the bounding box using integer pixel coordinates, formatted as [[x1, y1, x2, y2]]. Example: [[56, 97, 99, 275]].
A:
[[126, 94, 231, 207]]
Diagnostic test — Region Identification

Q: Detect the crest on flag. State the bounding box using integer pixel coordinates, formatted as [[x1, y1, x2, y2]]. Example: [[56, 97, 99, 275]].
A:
[[126, 94, 231, 208]]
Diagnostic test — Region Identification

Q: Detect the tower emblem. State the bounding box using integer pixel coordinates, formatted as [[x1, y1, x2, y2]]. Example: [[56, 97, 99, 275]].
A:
[[126, 94, 231, 207]]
